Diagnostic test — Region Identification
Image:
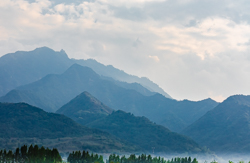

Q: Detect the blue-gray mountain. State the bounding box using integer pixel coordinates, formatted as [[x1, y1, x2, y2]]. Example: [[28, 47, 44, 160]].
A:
[[57, 91, 113, 125], [0, 64, 151, 112], [0, 102, 140, 153], [182, 95, 250, 153], [56, 92, 203, 153], [0, 64, 218, 132], [0, 47, 170, 98], [87, 110, 203, 153]]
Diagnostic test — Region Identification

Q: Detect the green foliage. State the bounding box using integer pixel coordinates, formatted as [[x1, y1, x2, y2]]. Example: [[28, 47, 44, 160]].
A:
[[67, 150, 104, 163], [210, 161, 217, 163], [0, 102, 140, 153], [87, 110, 201, 153], [0, 144, 62, 163], [107, 154, 197, 163], [0, 102, 95, 139]]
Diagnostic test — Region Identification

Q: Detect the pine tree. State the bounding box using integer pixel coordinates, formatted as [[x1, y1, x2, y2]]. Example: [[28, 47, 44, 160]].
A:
[[15, 147, 20, 162]]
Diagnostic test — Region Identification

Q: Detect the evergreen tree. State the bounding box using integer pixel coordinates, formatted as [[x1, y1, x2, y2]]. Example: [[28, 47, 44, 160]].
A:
[[15, 147, 20, 162]]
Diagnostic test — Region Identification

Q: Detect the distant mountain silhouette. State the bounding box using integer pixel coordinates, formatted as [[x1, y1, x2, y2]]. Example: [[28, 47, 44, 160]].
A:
[[57, 91, 113, 125], [0, 47, 71, 97], [182, 95, 250, 153], [0, 64, 217, 131], [74, 59, 171, 98], [105, 93, 218, 132], [0, 64, 149, 112], [87, 110, 202, 154], [0, 102, 139, 152], [0, 47, 169, 98]]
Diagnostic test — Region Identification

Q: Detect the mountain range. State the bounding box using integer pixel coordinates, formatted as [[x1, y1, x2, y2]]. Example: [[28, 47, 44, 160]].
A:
[[0, 63, 218, 132], [0, 102, 204, 154], [0, 64, 151, 112], [3, 47, 250, 154], [87, 110, 202, 153], [0, 102, 139, 153], [182, 95, 250, 153], [56, 91, 202, 153], [0, 47, 170, 98]]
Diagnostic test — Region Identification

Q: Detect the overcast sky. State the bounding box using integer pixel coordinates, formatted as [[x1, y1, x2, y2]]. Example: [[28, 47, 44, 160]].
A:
[[1, 0, 250, 102]]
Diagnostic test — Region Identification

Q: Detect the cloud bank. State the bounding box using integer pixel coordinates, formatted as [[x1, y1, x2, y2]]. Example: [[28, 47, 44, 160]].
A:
[[1, 0, 250, 101]]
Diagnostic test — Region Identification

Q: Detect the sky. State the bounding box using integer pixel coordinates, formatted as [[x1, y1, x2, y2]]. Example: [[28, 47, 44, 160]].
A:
[[1, 0, 250, 102]]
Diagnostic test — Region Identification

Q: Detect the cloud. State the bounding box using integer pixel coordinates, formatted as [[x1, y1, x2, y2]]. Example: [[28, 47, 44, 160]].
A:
[[148, 55, 160, 62], [1, 0, 250, 102], [98, 0, 165, 8]]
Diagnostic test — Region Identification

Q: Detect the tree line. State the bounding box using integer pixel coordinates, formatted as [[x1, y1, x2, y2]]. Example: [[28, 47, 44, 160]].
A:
[[3, 146, 247, 163], [106, 154, 198, 163], [0, 144, 62, 163], [67, 150, 104, 163]]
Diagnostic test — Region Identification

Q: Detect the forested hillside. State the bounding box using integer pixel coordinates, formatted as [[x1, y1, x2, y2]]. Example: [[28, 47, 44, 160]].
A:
[[182, 95, 250, 152], [0, 102, 140, 153], [87, 110, 202, 153]]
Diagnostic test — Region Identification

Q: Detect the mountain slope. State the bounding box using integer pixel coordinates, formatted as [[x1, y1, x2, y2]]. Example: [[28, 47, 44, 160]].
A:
[[109, 93, 218, 132], [0, 102, 96, 138], [182, 95, 250, 153], [87, 110, 202, 154], [0, 47, 167, 98], [0, 47, 72, 97], [75, 59, 171, 98], [57, 91, 113, 125], [0, 64, 217, 131], [0, 64, 147, 112], [0, 102, 139, 152]]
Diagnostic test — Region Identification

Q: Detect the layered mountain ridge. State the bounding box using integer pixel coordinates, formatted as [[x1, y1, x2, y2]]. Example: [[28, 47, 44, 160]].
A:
[[0, 102, 140, 152], [0, 47, 170, 98], [87, 110, 202, 153], [0, 64, 218, 131], [182, 95, 250, 153]]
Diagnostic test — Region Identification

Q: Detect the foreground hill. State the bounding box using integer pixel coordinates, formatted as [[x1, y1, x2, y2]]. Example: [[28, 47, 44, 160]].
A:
[[87, 110, 202, 153], [0, 64, 217, 131], [182, 95, 250, 153], [0, 47, 169, 98], [57, 91, 113, 125], [0, 102, 139, 153]]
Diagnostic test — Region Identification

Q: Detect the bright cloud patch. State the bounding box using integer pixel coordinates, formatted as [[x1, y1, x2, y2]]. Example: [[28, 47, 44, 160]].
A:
[[148, 55, 160, 62]]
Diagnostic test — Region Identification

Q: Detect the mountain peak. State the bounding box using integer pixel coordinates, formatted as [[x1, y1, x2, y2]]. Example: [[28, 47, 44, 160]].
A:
[[199, 98, 218, 104], [33, 46, 55, 52], [182, 94, 250, 152], [65, 63, 93, 72], [63, 64, 100, 79], [56, 91, 113, 125], [223, 94, 250, 107]]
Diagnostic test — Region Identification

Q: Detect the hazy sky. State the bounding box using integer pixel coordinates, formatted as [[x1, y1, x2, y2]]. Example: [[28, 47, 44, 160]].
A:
[[1, 0, 250, 102]]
